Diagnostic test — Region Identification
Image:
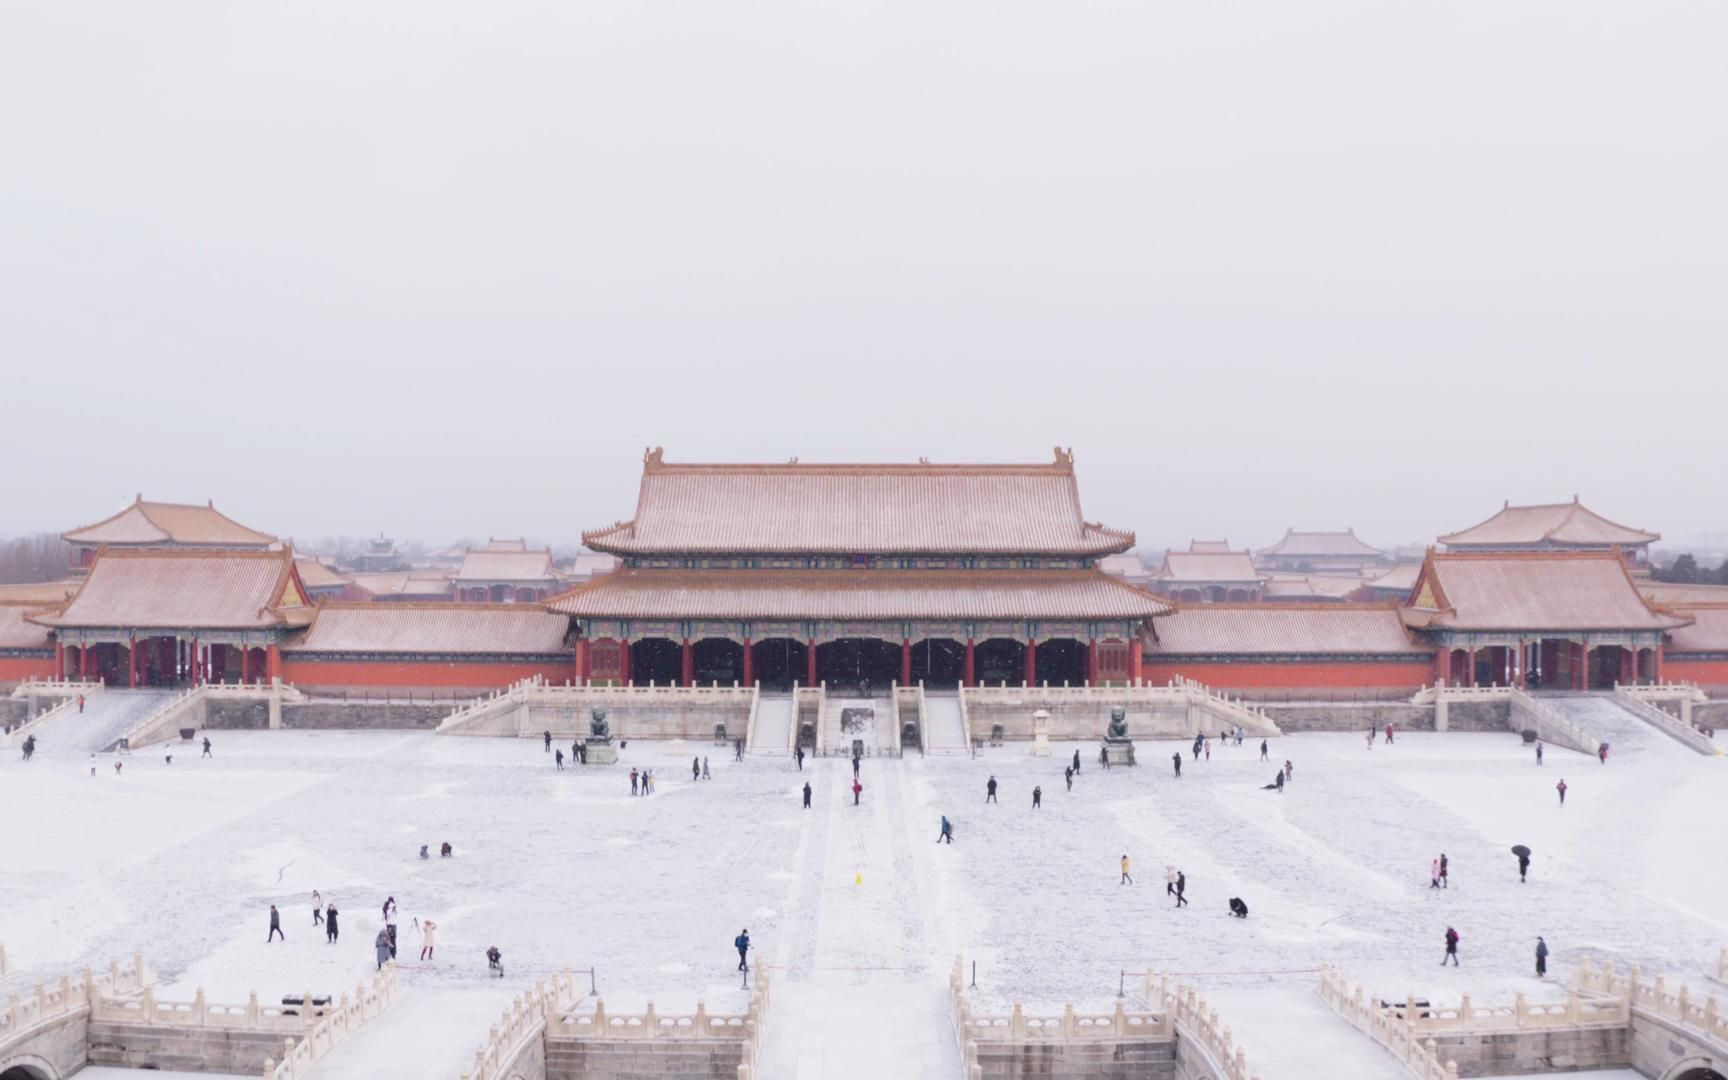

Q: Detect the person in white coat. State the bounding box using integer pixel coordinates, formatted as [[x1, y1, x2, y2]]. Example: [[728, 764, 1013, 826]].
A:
[[418, 918, 438, 961]]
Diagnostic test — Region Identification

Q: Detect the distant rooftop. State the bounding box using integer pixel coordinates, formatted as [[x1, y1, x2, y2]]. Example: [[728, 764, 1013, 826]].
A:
[[1439, 497, 1658, 549], [63, 496, 277, 548]]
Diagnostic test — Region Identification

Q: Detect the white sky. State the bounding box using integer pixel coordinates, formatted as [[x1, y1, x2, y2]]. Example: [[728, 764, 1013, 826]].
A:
[[2, 2, 1723, 553]]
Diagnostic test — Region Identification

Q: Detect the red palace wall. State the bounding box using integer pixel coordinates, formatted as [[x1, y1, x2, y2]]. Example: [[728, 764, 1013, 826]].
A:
[[281, 657, 574, 692], [0, 655, 57, 684], [1141, 658, 1436, 693], [1663, 657, 1728, 692]]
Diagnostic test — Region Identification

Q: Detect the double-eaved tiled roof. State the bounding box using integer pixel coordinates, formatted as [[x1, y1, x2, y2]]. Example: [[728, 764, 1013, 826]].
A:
[[286, 603, 572, 654], [1439, 498, 1657, 548], [1150, 604, 1427, 655], [582, 448, 1134, 557], [454, 549, 557, 582], [31, 549, 306, 630], [62, 496, 277, 548], [1404, 551, 1686, 633], [547, 568, 1172, 621]]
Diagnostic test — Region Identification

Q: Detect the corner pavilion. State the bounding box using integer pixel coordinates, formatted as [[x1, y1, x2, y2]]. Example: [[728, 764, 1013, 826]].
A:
[[548, 449, 1172, 690]]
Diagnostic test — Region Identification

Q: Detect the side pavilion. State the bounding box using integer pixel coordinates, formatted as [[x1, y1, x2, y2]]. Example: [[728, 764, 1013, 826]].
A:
[[548, 449, 1173, 690]]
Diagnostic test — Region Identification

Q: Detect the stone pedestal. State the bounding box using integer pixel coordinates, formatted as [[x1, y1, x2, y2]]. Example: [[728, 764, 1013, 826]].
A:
[[1031, 709, 1051, 757], [587, 738, 618, 765], [1103, 739, 1136, 766]]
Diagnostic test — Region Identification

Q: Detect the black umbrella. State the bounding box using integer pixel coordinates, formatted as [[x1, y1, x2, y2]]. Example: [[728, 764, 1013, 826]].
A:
[[1511, 845, 1532, 858]]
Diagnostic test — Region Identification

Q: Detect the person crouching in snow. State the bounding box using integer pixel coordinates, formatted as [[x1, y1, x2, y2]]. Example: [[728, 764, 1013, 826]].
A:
[[1228, 897, 1248, 918]]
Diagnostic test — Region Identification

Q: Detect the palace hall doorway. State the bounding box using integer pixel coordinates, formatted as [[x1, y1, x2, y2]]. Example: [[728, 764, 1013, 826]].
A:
[[910, 639, 964, 689], [751, 638, 808, 691], [629, 638, 681, 685], [1035, 639, 1087, 686], [815, 638, 899, 694]]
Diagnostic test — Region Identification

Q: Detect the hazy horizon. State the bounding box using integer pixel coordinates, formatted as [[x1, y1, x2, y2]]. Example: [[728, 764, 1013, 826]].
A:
[[4, 3, 1723, 551]]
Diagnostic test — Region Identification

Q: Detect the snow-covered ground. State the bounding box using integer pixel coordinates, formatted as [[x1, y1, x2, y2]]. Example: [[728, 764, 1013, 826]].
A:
[[1, 696, 1722, 1078]]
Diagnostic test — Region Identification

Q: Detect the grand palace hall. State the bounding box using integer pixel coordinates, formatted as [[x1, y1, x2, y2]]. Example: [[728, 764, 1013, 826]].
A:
[[3, 448, 1724, 697]]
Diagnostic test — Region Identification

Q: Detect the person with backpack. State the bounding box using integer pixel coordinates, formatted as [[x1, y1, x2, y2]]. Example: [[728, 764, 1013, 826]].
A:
[[735, 929, 751, 971], [1442, 927, 1460, 966]]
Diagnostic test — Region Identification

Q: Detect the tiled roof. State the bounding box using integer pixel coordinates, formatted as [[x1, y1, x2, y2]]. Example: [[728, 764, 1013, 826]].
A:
[[1150, 604, 1427, 655], [582, 448, 1134, 557], [0, 580, 81, 606], [548, 569, 1173, 621], [32, 550, 301, 630], [1261, 575, 1365, 600], [350, 571, 453, 598], [566, 552, 622, 578], [1365, 563, 1422, 595], [481, 538, 530, 552], [1153, 550, 1261, 583], [62, 497, 277, 547], [1439, 498, 1658, 547], [1097, 554, 1147, 578], [286, 603, 572, 654], [1407, 552, 1686, 632], [294, 558, 351, 590], [0, 604, 54, 649], [1665, 605, 1728, 652], [1188, 540, 1234, 554], [1258, 529, 1385, 558], [1639, 581, 1728, 607], [454, 549, 557, 582]]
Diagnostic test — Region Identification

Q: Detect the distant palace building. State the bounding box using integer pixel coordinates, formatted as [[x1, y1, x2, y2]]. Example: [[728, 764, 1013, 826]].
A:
[[549, 448, 1170, 689], [62, 496, 277, 569], [1438, 497, 1659, 567], [1255, 528, 1389, 574], [1147, 542, 1264, 603]]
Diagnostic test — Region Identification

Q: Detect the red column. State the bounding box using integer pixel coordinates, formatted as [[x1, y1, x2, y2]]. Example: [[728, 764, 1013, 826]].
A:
[[742, 639, 754, 686], [79, 644, 90, 680], [620, 640, 632, 686], [1024, 640, 1037, 686], [963, 639, 976, 687], [1086, 638, 1098, 686], [681, 639, 694, 686], [1653, 644, 1664, 684], [806, 640, 818, 687], [900, 639, 912, 686], [1129, 640, 1143, 685], [54, 641, 64, 680], [1465, 648, 1476, 688], [241, 645, 251, 685], [191, 638, 200, 686], [129, 639, 138, 688], [1518, 642, 1529, 689], [1577, 644, 1588, 690], [574, 638, 590, 684], [266, 643, 281, 683]]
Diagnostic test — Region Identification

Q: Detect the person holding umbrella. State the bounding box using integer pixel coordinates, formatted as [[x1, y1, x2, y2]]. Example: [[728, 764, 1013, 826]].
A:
[[1513, 845, 1532, 883]]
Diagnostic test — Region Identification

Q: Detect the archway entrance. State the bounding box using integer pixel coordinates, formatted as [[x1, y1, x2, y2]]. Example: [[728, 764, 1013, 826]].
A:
[[751, 638, 808, 691], [1667, 1069, 1725, 1080], [815, 638, 899, 694], [693, 638, 744, 685], [910, 639, 964, 689], [975, 638, 1026, 685], [2, 1064, 56, 1080], [1035, 638, 1087, 686], [629, 638, 681, 686]]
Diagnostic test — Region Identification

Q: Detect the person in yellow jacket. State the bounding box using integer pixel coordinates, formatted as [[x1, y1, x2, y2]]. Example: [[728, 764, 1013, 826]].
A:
[[1120, 855, 1132, 885]]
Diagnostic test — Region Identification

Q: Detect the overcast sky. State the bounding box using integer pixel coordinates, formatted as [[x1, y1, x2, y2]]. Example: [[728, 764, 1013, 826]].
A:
[[2, 1, 1723, 554]]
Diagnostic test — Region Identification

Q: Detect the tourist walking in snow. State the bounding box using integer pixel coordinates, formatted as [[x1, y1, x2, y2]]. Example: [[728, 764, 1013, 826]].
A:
[[1597, 742, 1609, 764], [1172, 752, 1182, 777], [374, 929, 392, 971], [325, 903, 339, 943], [1073, 748, 1081, 774], [1439, 853, 1448, 888], [702, 756, 711, 779], [383, 897, 398, 957], [487, 946, 503, 977], [1430, 858, 1441, 889], [555, 749, 565, 770], [693, 756, 701, 781], [1535, 742, 1544, 765], [1192, 734, 1203, 761], [1366, 728, 1374, 751], [1556, 779, 1567, 806], [1175, 871, 1189, 907], [795, 746, 805, 770], [1517, 850, 1531, 882], [1032, 785, 1041, 809], [20, 735, 34, 761], [937, 815, 953, 843], [1166, 865, 1177, 896], [201, 736, 211, 758], [1385, 723, 1395, 744], [1120, 855, 1132, 885], [1064, 766, 1073, 792], [77, 694, 84, 713], [1274, 770, 1285, 793], [852, 755, 860, 779], [735, 737, 745, 762], [802, 782, 812, 808], [312, 890, 323, 926], [630, 768, 639, 795], [852, 778, 862, 805], [267, 904, 284, 942], [985, 776, 998, 803], [735, 929, 750, 971], [1284, 760, 1294, 782], [1260, 739, 1269, 762], [1535, 936, 1548, 977], [543, 730, 551, 752], [1442, 927, 1460, 966], [418, 918, 437, 961], [1204, 737, 1210, 761], [441, 842, 452, 857]]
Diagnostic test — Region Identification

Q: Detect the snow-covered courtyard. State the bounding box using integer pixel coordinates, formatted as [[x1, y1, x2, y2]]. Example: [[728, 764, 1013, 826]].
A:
[[1, 695, 1723, 1076]]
